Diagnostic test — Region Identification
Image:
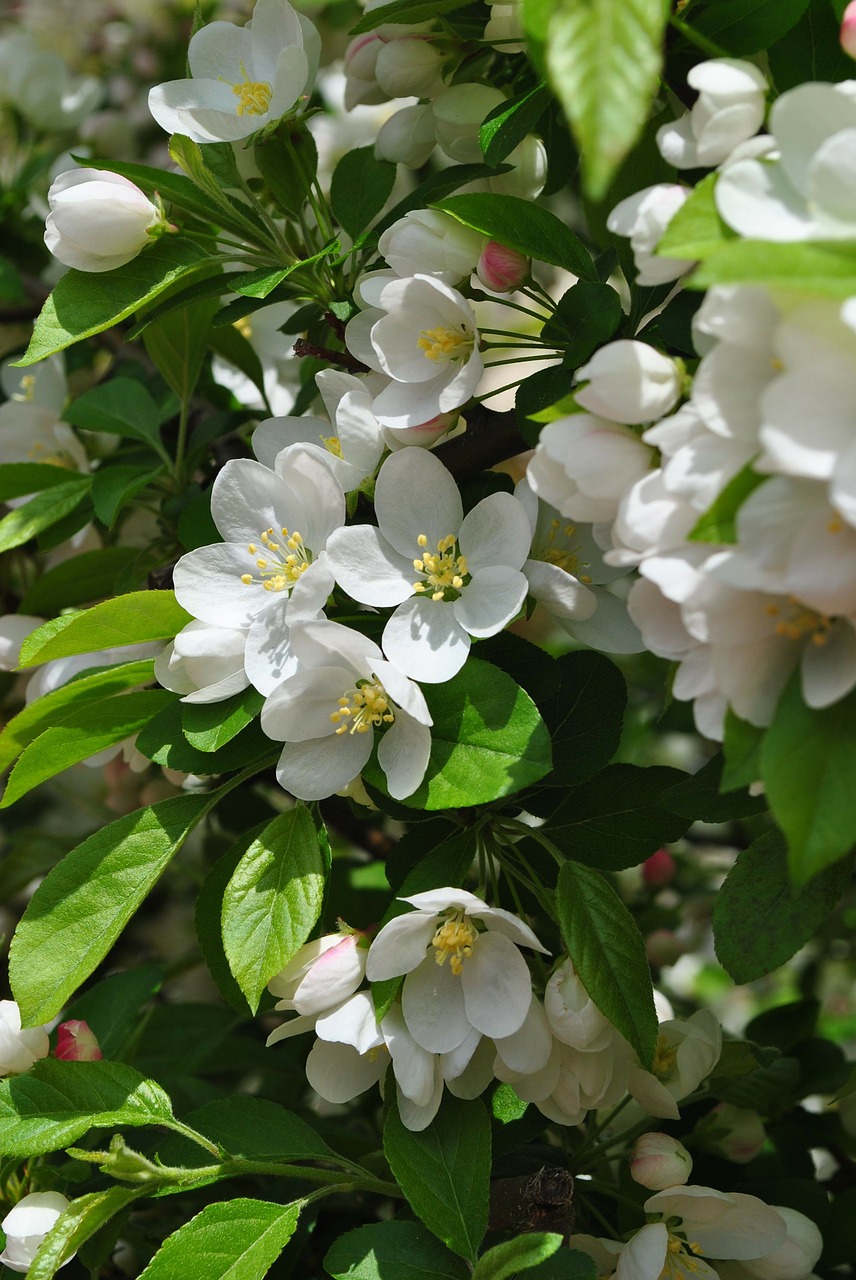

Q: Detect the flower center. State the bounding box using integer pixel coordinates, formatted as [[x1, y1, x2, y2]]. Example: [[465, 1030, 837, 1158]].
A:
[[25, 440, 76, 469], [330, 679, 394, 736], [432, 914, 478, 975], [658, 1232, 707, 1280], [320, 433, 343, 459], [765, 597, 832, 646], [539, 518, 593, 583], [239, 527, 312, 593], [417, 323, 475, 365], [231, 64, 272, 117], [652, 1033, 678, 1080], [412, 533, 470, 602], [12, 375, 36, 403]]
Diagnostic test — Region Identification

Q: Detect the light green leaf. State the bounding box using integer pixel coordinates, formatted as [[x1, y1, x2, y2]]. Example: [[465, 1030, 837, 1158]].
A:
[[760, 675, 856, 885], [721, 709, 765, 793], [143, 295, 219, 406], [536, 0, 668, 200], [556, 860, 657, 1067], [0, 659, 155, 772], [480, 84, 551, 167], [657, 172, 733, 261], [349, 0, 473, 33], [92, 464, 164, 527], [28, 1187, 146, 1280], [0, 463, 89, 503], [436, 194, 596, 279], [168, 135, 274, 244], [688, 463, 767, 543], [0, 1059, 174, 1156], [136, 1198, 301, 1280], [690, 238, 856, 296], [222, 806, 327, 1012], [19, 590, 191, 668], [19, 238, 215, 364], [324, 1221, 470, 1280], [472, 1235, 563, 1280], [0, 476, 91, 553], [182, 686, 264, 752], [713, 829, 853, 983], [9, 790, 217, 1024], [332, 146, 397, 240], [63, 378, 167, 456], [383, 1090, 490, 1263], [19, 547, 142, 613], [1, 689, 175, 807]]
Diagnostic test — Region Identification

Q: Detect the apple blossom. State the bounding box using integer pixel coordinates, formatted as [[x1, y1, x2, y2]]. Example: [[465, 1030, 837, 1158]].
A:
[[375, 35, 447, 101], [55, 1020, 103, 1062], [607, 183, 694, 285], [528, 415, 655, 524], [731, 1208, 823, 1280], [628, 1009, 722, 1119], [154, 621, 250, 705], [212, 300, 302, 417], [365, 887, 548, 1053], [644, 1185, 787, 1261], [327, 447, 531, 681], [378, 210, 485, 285], [0, 1192, 73, 1274], [431, 84, 505, 163], [484, 1, 525, 52], [148, 0, 319, 144], [0, 1001, 50, 1076], [630, 1132, 693, 1190], [574, 341, 682, 425], [843, 1, 856, 58], [0, 33, 100, 132], [657, 59, 768, 169], [375, 103, 437, 167], [266, 930, 369, 1045], [695, 1103, 766, 1164], [44, 170, 166, 273], [476, 241, 529, 292]]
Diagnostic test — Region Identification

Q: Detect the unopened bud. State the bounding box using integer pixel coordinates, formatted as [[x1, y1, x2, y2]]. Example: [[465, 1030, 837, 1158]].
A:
[[477, 240, 529, 292], [630, 1132, 693, 1189], [842, 1, 856, 58], [643, 848, 676, 888], [55, 1019, 103, 1062], [695, 1102, 766, 1164]]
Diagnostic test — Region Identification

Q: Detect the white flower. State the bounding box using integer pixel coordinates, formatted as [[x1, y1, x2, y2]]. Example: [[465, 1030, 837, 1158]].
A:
[[378, 210, 485, 285], [148, 0, 319, 144], [375, 103, 437, 167], [266, 931, 368, 1044], [327, 447, 531, 682], [725, 1207, 823, 1280], [485, 2, 525, 52], [0, 1192, 72, 1274], [431, 84, 505, 163], [657, 59, 768, 169], [607, 184, 694, 286], [575, 341, 682, 425], [172, 445, 344, 697], [0, 33, 100, 131], [628, 1009, 722, 1120], [375, 35, 447, 100], [44, 170, 165, 273], [365, 888, 548, 1052], [154, 621, 250, 705], [528, 415, 655, 524], [544, 958, 620, 1052], [1, 355, 66, 415], [212, 301, 302, 417], [260, 618, 432, 801], [630, 1133, 694, 1190], [715, 80, 856, 240], [0, 1001, 50, 1076], [345, 274, 483, 428], [643, 1185, 788, 1262], [613, 1224, 717, 1280]]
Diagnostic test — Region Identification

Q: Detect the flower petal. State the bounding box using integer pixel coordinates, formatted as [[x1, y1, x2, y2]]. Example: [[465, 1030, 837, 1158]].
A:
[[377, 711, 432, 800], [453, 566, 528, 637], [461, 931, 533, 1039], [402, 955, 471, 1052], [375, 448, 463, 557], [274, 731, 373, 800], [459, 491, 532, 573], [382, 596, 470, 682], [306, 1038, 385, 1103], [365, 912, 437, 981], [326, 525, 414, 606]]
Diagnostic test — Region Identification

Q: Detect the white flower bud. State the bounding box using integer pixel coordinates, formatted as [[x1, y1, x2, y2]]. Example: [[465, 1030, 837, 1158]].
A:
[[607, 183, 693, 286], [843, 0, 856, 58], [741, 1207, 823, 1280], [375, 103, 436, 167], [432, 84, 505, 163], [376, 36, 446, 99], [485, 2, 525, 52], [528, 415, 654, 523], [477, 240, 529, 292], [343, 33, 387, 109], [574, 340, 682, 425], [0, 1001, 50, 1076], [657, 58, 768, 169], [378, 210, 485, 284], [696, 1102, 766, 1164], [45, 169, 164, 273], [0, 1192, 71, 1274], [630, 1132, 693, 1189]]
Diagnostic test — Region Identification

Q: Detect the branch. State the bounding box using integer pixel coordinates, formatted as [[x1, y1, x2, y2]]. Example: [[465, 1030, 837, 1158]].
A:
[[434, 403, 529, 481]]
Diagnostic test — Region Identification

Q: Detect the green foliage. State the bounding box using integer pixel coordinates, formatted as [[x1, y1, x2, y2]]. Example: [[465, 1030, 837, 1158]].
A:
[[134, 699, 276, 773], [479, 85, 552, 166], [28, 1187, 145, 1280], [92, 463, 165, 527], [721, 709, 765, 792], [384, 1090, 490, 1262], [0, 475, 92, 553], [65, 965, 164, 1058], [556, 861, 657, 1066], [143, 295, 220, 406], [324, 1221, 470, 1279], [540, 281, 622, 361], [540, 650, 627, 786], [682, 0, 812, 55], [136, 1199, 301, 1279], [662, 753, 767, 823], [657, 173, 733, 262], [159, 1096, 337, 1166], [18, 590, 191, 667], [472, 1235, 563, 1280], [690, 239, 856, 296], [20, 547, 142, 613], [688, 464, 768, 544], [0, 462, 91, 503], [436, 194, 596, 279], [63, 378, 170, 458], [332, 147, 397, 239], [349, 0, 474, 33], [182, 686, 265, 751]]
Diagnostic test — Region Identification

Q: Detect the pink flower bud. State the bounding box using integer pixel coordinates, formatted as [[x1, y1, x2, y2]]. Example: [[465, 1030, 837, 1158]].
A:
[[643, 848, 676, 888], [842, 1, 856, 58], [630, 1132, 693, 1190], [645, 929, 685, 968], [477, 240, 529, 292], [55, 1020, 102, 1062], [695, 1102, 766, 1163]]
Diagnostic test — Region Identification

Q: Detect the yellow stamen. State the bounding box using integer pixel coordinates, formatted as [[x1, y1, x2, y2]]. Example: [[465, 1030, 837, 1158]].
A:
[[432, 915, 477, 975], [231, 63, 272, 117], [417, 324, 475, 364], [238, 525, 312, 593], [333, 679, 394, 736], [411, 532, 469, 601], [320, 434, 343, 459]]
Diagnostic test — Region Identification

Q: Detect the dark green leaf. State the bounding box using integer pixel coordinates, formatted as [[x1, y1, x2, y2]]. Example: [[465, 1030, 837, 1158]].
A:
[[721, 709, 765, 792], [746, 997, 819, 1052], [436, 194, 596, 279], [686, 0, 812, 55], [143, 295, 219, 404], [64, 964, 164, 1058], [332, 147, 397, 240], [20, 547, 143, 613], [0, 463, 89, 503], [480, 84, 551, 166], [372, 165, 514, 243], [515, 362, 574, 444], [254, 129, 319, 218], [136, 1199, 301, 1280], [544, 650, 627, 786], [91, 465, 164, 527], [160, 1096, 336, 1166], [196, 832, 263, 1014], [135, 700, 275, 774], [768, 0, 853, 91], [662, 753, 767, 823], [0, 476, 91, 553], [350, 0, 474, 33], [541, 281, 622, 363], [63, 379, 166, 455], [324, 1221, 470, 1280], [19, 591, 191, 668]]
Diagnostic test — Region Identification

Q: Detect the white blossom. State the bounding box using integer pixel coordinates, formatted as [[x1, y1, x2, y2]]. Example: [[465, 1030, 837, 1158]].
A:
[[657, 59, 768, 169], [0, 1001, 50, 1076], [0, 1192, 72, 1275], [528, 415, 655, 524], [45, 170, 165, 273], [628, 1009, 722, 1120], [630, 1132, 694, 1190], [266, 931, 368, 1045], [575, 340, 682, 425], [607, 184, 694, 286], [154, 621, 250, 705], [0, 33, 100, 131], [378, 210, 485, 285]]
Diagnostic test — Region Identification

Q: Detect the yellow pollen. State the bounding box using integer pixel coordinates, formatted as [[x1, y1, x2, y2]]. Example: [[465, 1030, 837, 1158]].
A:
[[25, 440, 75, 469], [239, 526, 312, 592], [13, 374, 36, 403], [231, 64, 272, 117], [828, 516, 843, 533], [331, 679, 394, 736], [320, 434, 343, 459], [652, 1033, 678, 1080], [411, 532, 469, 601], [657, 1231, 711, 1280], [417, 323, 475, 364], [233, 315, 253, 340], [771, 600, 832, 645], [432, 915, 477, 975]]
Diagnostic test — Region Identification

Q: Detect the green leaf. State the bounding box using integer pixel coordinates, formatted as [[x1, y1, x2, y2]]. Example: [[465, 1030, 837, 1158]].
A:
[[556, 860, 657, 1066], [538, 0, 668, 200], [0, 475, 91, 553], [136, 1198, 301, 1280], [768, 0, 852, 91], [222, 806, 326, 1012], [473, 1236, 563, 1280], [324, 1221, 470, 1280], [0, 462, 90, 503], [543, 764, 691, 869], [0, 1059, 174, 1156], [168, 135, 274, 244], [685, 0, 811, 55], [182, 686, 265, 751], [722, 709, 765, 792], [63, 378, 167, 456], [229, 267, 292, 298], [516, 361, 575, 444], [1, 689, 175, 807], [372, 165, 515, 244], [350, 0, 473, 33], [367, 659, 552, 810], [436, 194, 596, 280], [332, 146, 397, 240], [0, 659, 155, 772], [28, 1187, 145, 1280], [92, 464, 164, 527], [9, 790, 217, 1024], [384, 1090, 490, 1263], [713, 829, 853, 983], [19, 547, 143, 613], [159, 1096, 337, 1167], [143, 295, 219, 405], [688, 463, 767, 544], [656, 173, 734, 261], [19, 238, 215, 364], [661, 753, 767, 823], [196, 833, 262, 1014], [690, 239, 856, 297], [761, 676, 856, 884], [134, 700, 275, 774], [542, 651, 627, 787], [480, 84, 552, 166], [540, 280, 622, 360], [254, 129, 319, 218], [19, 590, 191, 668], [64, 964, 164, 1058]]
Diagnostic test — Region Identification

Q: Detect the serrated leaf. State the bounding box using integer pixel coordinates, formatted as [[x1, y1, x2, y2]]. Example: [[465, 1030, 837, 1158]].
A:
[[28, 1187, 145, 1280], [0, 476, 91, 553], [556, 860, 657, 1067], [324, 1221, 470, 1280], [20, 547, 143, 614], [136, 1199, 301, 1280], [436, 194, 596, 279], [182, 686, 265, 751], [0, 1059, 174, 1156], [222, 806, 326, 1012], [332, 147, 396, 239], [18, 590, 190, 668], [383, 1089, 490, 1263], [479, 84, 551, 166], [473, 1235, 563, 1280]]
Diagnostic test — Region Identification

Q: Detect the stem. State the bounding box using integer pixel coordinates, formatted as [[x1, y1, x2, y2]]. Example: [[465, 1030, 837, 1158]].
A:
[[584, 1176, 646, 1213], [173, 395, 190, 485], [432, 402, 528, 479], [165, 1121, 220, 1158], [668, 13, 730, 58]]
